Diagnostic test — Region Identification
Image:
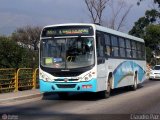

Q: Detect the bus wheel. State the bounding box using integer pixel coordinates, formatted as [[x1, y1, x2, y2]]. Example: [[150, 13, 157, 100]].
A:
[[99, 79, 111, 99], [57, 92, 68, 99], [132, 74, 138, 90], [106, 79, 111, 98]]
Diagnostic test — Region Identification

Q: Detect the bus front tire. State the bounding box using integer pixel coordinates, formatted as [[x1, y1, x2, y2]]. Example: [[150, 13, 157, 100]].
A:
[[99, 79, 111, 99]]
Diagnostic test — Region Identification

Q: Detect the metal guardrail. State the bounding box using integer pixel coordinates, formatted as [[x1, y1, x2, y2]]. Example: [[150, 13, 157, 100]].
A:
[[0, 68, 39, 93], [33, 68, 39, 89], [0, 68, 16, 93]]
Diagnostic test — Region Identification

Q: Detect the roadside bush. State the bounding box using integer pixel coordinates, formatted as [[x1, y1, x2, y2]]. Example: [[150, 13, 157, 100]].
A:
[[0, 36, 38, 68]]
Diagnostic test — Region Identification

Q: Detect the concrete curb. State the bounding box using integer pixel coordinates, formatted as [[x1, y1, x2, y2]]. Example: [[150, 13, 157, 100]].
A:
[[0, 93, 42, 104]]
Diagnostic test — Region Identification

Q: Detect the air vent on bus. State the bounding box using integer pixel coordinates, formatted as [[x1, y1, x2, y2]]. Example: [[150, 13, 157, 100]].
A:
[[54, 79, 78, 82], [56, 84, 76, 88], [49, 72, 82, 77]]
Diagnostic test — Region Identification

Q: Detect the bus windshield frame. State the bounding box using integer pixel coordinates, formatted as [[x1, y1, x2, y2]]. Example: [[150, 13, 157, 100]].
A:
[[40, 36, 95, 70]]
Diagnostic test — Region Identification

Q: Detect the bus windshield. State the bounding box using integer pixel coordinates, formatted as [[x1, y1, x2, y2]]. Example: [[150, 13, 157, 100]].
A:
[[40, 37, 95, 69]]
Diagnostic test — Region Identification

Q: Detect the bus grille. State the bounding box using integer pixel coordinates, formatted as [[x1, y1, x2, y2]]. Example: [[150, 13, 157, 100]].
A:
[[54, 79, 78, 82], [50, 72, 82, 77], [56, 84, 76, 88]]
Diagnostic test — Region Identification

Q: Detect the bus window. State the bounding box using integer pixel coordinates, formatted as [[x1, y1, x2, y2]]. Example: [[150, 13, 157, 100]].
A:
[[131, 41, 136, 50], [137, 42, 143, 59], [141, 44, 146, 60], [137, 51, 142, 59], [111, 36, 119, 57], [119, 37, 126, 57], [96, 32, 105, 57], [126, 39, 131, 58], [137, 42, 141, 51], [96, 32, 105, 64], [105, 34, 111, 45], [104, 34, 111, 57], [126, 39, 131, 48], [131, 41, 137, 58]]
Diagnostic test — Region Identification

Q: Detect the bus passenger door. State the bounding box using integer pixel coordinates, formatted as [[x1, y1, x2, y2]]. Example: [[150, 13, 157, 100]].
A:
[[96, 32, 107, 91]]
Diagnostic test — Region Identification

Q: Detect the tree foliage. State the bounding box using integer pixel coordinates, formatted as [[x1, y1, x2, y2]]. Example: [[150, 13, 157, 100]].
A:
[[137, 0, 160, 7], [129, 1, 160, 64], [12, 26, 42, 50], [144, 25, 160, 63], [144, 25, 160, 50], [129, 9, 159, 38], [0, 36, 38, 68]]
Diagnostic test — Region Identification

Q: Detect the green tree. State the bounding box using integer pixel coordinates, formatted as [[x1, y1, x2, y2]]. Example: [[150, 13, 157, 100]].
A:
[[144, 25, 160, 49], [0, 36, 38, 68], [146, 47, 152, 63], [144, 25, 160, 63], [130, 0, 160, 37], [129, 9, 159, 38], [129, 1, 160, 64], [137, 0, 160, 7], [12, 26, 42, 50], [11, 26, 41, 68]]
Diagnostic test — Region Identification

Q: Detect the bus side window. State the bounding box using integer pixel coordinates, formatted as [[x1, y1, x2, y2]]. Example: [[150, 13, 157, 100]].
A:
[[104, 34, 111, 57], [126, 39, 132, 58], [137, 42, 141, 59], [131, 41, 137, 58], [141, 44, 146, 60], [119, 37, 126, 58], [96, 32, 105, 64], [96, 32, 105, 57], [111, 35, 119, 57]]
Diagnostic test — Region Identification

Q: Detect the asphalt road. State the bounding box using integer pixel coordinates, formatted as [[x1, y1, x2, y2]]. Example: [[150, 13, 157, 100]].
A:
[[0, 79, 160, 120]]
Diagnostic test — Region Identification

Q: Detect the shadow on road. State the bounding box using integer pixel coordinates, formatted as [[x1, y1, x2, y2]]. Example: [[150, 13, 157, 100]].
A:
[[42, 85, 144, 101], [42, 92, 100, 101], [149, 79, 160, 81], [110, 84, 143, 97]]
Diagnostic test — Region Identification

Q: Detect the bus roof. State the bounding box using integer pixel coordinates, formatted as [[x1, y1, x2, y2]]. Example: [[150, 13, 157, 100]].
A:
[[44, 23, 144, 43], [95, 24, 144, 43]]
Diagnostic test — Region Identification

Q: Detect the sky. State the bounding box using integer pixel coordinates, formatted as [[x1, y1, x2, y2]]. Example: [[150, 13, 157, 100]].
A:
[[0, 0, 153, 35]]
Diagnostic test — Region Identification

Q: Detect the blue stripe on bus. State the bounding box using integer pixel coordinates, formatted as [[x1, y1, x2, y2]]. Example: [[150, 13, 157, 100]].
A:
[[113, 61, 145, 88], [39, 78, 97, 93]]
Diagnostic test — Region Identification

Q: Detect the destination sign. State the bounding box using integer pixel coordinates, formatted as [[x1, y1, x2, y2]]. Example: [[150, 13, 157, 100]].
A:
[[42, 26, 93, 37]]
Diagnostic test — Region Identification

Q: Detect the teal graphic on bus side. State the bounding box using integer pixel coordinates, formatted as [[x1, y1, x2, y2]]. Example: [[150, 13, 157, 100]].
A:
[[113, 61, 145, 88]]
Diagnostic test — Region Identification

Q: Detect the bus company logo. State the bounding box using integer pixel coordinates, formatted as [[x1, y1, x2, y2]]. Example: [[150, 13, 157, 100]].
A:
[[1, 114, 18, 120], [2, 114, 8, 120], [64, 78, 68, 82]]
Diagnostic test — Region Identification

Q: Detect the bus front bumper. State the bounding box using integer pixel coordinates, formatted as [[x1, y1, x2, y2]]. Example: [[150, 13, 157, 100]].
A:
[[39, 79, 97, 93]]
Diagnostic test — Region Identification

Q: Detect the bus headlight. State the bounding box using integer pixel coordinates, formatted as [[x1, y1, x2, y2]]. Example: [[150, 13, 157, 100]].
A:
[[85, 77, 89, 81], [82, 73, 92, 81], [150, 71, 154, 75], [40, 72, 51, 82]]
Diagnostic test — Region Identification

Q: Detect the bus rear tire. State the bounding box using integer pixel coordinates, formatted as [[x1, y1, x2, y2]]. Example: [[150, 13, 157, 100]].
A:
[[132, 74, 138, 90]]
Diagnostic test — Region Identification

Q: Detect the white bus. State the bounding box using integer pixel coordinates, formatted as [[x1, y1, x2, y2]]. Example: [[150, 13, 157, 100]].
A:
[[39, 23, 146, 98]]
